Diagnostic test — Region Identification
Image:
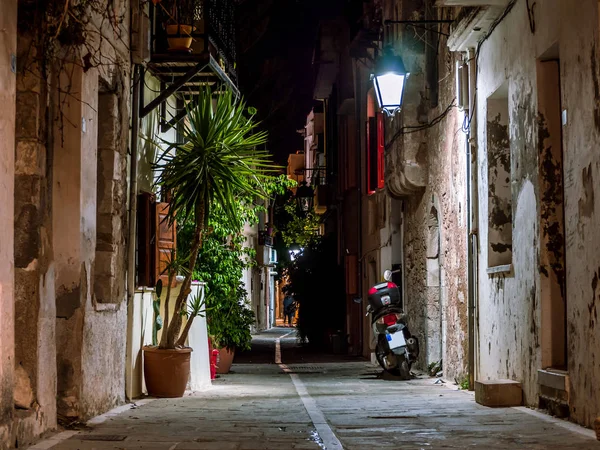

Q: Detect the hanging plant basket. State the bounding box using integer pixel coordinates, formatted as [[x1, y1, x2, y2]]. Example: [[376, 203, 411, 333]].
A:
[[166, 24, 194, 52]]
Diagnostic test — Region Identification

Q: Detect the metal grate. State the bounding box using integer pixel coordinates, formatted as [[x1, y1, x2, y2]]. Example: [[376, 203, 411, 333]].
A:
[[78, 435, 127, 441], [282, 366, 325, 373]]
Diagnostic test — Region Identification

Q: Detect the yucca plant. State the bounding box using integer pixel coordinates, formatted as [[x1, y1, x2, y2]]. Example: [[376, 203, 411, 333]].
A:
[[152, 86, 275, 349]]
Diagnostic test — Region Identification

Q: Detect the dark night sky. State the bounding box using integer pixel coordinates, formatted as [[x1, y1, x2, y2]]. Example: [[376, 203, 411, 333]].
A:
[[236, 0, 345, 166]]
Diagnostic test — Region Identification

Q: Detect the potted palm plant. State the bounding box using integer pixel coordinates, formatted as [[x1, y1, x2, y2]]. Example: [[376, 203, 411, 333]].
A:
[[143, 86, 274, 397]]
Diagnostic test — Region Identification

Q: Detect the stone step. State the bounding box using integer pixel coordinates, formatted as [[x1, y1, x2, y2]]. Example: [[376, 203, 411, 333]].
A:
[[475, 379, 523, 407]]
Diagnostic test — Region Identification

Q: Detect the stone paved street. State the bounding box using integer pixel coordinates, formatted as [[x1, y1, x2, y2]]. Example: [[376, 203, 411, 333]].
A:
[[28, 328, 600, 450]]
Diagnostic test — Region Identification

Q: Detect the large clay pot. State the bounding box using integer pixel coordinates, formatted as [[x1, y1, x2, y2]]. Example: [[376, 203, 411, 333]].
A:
[[216, 347, 235, 374], [143, 346, 192, 397], [166, 24, 193, 52]]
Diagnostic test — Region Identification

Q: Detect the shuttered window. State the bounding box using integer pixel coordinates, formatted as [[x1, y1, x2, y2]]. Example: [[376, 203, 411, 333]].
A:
[[155, 202, 177, 287], [137, 192, 156, 287], [377, 113, 385, 189], [136, 195, 177, 288], [367, 113, 385, 194]]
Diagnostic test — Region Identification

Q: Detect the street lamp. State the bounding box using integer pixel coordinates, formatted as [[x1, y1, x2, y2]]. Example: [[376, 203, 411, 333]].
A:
[[295, 181, 314, 215], [371, 45, 410, 116]]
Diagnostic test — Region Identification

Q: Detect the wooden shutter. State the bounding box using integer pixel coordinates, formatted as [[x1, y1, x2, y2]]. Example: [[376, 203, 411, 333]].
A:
[[367, 117, 378, 194], [347, 116, 357, 189], [155, 202, 177, 287], [377, 113, 385, 189], [137, 192, 156, 287], [345, 254, 358, 295]]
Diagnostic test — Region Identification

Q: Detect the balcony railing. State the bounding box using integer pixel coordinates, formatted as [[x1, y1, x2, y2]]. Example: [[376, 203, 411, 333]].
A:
[[150, 0, 237, 83], [258, 231, 274, 247]]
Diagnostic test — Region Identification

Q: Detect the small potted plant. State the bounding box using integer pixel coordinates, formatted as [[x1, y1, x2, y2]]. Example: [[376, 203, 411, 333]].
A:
[[208, 284, 255, 374], [157, 0, 196, 51]]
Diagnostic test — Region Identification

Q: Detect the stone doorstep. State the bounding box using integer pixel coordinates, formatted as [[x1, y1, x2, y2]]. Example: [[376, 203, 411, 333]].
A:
[[538, 369, 569, 419], [538, 369, 569, 395], [475, 379, 523, 407]]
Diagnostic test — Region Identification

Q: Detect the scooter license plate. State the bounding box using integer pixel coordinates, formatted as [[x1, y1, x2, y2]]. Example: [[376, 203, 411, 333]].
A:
[[386, 331, 406, 349]]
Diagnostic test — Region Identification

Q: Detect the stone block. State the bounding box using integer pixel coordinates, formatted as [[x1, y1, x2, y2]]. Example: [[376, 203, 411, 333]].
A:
[[16, 91, 40, 139], [15, 140, 45, 176], [538, 369, 568, 391], [95, 250, 117, 279], [14, 203, 40, 268], [96, 213, 115, 236], [14, 364, 34, 409], [475, 379, 522, 407], [93, 274, 115, 303], [15, 174, 41, 206]]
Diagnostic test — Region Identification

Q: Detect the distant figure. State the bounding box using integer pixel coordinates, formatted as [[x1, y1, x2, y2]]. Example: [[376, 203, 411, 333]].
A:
[[283, 294, 296, 327]]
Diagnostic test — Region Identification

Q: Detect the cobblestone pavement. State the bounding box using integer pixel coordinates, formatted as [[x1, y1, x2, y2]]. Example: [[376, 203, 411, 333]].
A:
[[28, 328, 600, 450]]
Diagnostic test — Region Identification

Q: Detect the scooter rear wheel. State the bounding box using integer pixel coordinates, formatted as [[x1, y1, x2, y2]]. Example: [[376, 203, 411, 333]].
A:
[[375, 339, 411, 380]]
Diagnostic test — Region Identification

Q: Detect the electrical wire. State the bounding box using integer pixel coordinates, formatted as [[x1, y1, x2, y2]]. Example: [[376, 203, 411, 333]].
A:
[[384, 99, 457, 151], [462, 0, 517, 135]]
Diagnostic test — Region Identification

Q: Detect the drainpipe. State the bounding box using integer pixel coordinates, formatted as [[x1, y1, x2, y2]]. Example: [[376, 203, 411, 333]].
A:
[[466, 47, 479, 390], [125, 64, 141, 401], [355, 62, 364, 355], [127, 64, 141, 305]]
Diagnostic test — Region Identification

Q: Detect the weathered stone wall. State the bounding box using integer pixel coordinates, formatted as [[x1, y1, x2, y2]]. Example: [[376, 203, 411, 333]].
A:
[[0, 1, 16, 447], [383, 0, 469, 380], [6, 1, 132, 444], [402, 90, 469, 380], [12, 22, 57, 448]]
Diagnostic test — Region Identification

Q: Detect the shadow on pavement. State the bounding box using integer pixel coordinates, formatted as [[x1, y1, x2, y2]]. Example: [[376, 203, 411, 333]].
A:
[[235, 326, 368, 365]]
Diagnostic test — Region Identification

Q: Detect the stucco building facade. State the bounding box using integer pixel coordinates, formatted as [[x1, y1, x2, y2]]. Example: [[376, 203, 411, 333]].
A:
[[442, 0, 600, 429]]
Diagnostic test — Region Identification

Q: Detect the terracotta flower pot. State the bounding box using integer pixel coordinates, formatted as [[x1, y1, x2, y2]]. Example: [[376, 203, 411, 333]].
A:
[[166, 24, 193, 52], [143, 346, 192, 397], [216, 347, 235, 374]]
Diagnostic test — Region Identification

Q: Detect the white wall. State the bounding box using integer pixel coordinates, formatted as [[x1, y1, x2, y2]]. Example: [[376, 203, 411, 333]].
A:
[[475, 1, 600, 427]]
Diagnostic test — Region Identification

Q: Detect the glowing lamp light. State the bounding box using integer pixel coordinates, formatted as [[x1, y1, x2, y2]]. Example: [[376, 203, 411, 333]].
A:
[[295, 181, 314, 215], [372, 46, 410, 116]]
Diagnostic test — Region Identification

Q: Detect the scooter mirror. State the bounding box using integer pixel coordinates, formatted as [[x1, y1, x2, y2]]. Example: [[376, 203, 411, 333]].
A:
[[383, 270, 392, 281]]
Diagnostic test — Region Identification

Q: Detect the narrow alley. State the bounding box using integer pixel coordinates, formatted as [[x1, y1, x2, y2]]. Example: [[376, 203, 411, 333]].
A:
[[28, 329, 600, 450]]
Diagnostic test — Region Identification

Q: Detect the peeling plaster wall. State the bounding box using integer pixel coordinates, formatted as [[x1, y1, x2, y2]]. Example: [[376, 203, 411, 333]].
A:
[[475, 0, 557, 409], [0, 1, 16, 447], [54, 62, 129, 421], [48, 0, 130, 426], [560, 0, 600, 428]]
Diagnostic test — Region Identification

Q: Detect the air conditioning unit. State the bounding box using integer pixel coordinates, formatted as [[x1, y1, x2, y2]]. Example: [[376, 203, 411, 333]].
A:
[[269, 248, 277, 265], [131, 1, 151, 64]]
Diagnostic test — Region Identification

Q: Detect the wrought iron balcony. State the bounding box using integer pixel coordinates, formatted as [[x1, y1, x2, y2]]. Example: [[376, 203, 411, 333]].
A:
[[147, 0, 237, 91], [139, 0, 238, 128]]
